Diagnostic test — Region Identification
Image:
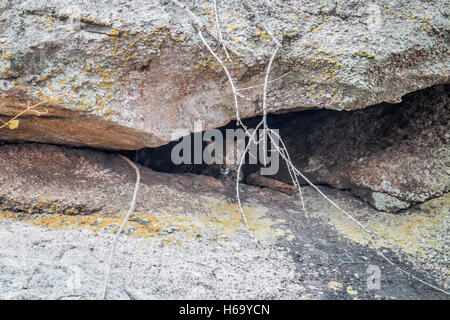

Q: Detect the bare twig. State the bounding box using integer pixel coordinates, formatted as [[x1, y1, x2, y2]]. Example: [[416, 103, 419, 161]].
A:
[[169, 0, 240, 57], [0, 93, 76, 130], [261, 45, 280, 166], [236, 71, 291, 92], [173, 0, 449, 296], [235, 120, 263, 233], [247, 171, 296, 195], [0, 101, 48, 129], [101, 154, 141, 299], [267, 129, 449, 295], [196, 29, 258, 145]]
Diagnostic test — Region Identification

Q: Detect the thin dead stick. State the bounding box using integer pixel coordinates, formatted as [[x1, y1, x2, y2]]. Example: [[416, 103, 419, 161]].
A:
[[174, 0, 449, 296], [0, 100, 48, 129], [261, 45, 280, 166], [269, 129, 370, 233], [236, 71, 292, 91], [246, 172, 296, 195], [101, 154, 141, 299], [376, 244, 449, 295], [268, 130, 307, 218], [170, 0, 240, 57], [236, 120, 263, 231], [1, 93, 75, 129], [268, 129, 449, 295], [197, 29, 258, 145]]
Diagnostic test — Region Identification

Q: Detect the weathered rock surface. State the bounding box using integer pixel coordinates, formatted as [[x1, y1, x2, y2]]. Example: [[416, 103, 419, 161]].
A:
[[274, 85, 449, 212], [1, 0, 449, 149], [0, 143, 448, 299]]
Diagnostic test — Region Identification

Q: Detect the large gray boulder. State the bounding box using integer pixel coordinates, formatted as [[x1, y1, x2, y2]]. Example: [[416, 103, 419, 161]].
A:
[[1, 0, 449, 149], [274, 85, 449, 212]]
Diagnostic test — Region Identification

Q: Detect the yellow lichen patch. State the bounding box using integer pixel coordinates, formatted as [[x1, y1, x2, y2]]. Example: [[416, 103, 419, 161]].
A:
[[0, 51, 13, 75], [79, 14, 107, 27], [195, 55, 223, 71], [190, 196, 287, 240], [0, 211, 161, 238], [224, 24, 236, 31], [35, 75, 48, 83], [356, 50, 377, 59], [346, 286, 358, 295], [328, 281, 343, 291], [0, 196, 289, 244], [32, 15, 56, 31], [332, 90, 341, 102], [108, 28, 120, 36], [284, 27, 299, 39], [293, 49, 342, 89], [201, 7, 213, 16], [305, 193, 449, 260], [255, 27, 271, 41], [1, 51, 13, 59], [0, 211, 19, 221]]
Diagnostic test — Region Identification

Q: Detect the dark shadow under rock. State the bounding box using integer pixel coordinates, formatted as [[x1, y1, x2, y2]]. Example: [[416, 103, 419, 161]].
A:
[[272, 84, 449, 212]]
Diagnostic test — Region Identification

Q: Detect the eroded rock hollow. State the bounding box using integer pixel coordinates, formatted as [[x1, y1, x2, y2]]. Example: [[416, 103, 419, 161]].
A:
[[125, 85, 449, 213]]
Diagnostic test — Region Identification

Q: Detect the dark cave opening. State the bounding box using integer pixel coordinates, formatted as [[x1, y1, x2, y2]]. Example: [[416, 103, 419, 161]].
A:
[[121, 84, 449, 184], [118, 84, 449, 212], [1, 85, 447, 212]]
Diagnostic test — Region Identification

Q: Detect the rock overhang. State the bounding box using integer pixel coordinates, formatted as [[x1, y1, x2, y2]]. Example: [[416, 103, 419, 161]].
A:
[[0, 0, 448, 149]]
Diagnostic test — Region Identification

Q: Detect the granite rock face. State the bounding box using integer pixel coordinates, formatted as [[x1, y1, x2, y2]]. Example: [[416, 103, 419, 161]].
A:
[[0, 143, 448, 299], [274, 85, 449, 212], [0, 0, 449, 149]]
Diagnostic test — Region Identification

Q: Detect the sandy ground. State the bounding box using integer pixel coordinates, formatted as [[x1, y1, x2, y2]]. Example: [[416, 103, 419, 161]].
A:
[[0, 187, 448, 300], [0, 144, 447, 299]]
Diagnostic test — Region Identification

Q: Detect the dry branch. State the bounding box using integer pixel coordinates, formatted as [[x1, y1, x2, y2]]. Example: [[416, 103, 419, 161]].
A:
[[170, 0, 240, 56], [247, 172, 296, 195], [101, 154, 141, 299], [166, 0, 449, 296]]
